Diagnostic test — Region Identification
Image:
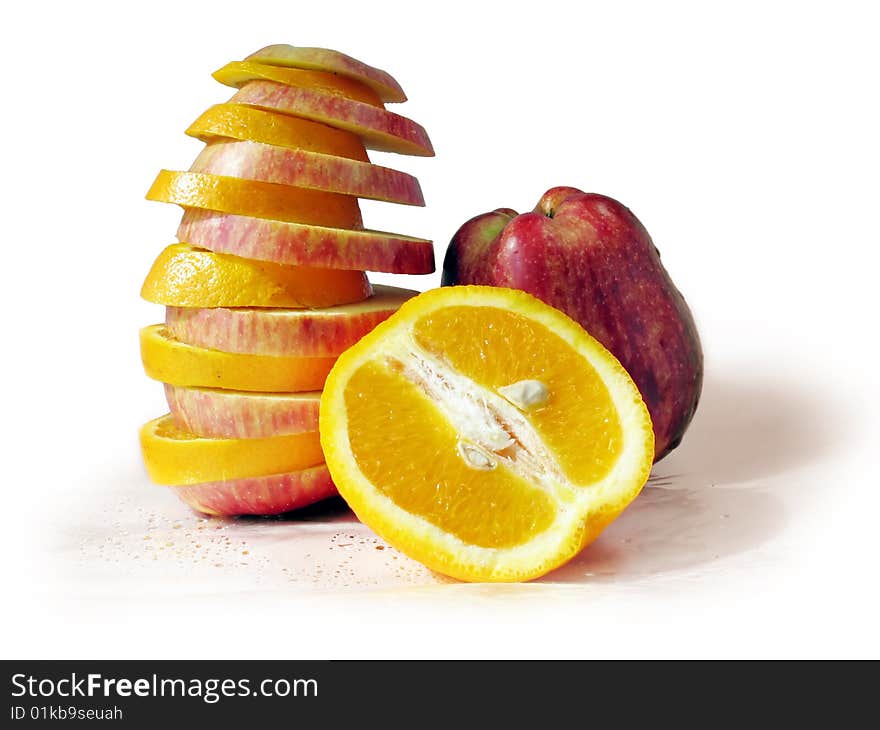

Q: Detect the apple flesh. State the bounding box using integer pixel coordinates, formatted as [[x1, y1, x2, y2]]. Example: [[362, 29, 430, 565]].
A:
[[171, 464, 337, 516], [442, 187, 702, 461], [164, 285, 417, 357], [245, 45, 407, 103], [230, 80, 433, 156], [177, 209, 435, 274], [165, 385, 320, 439], [190, 139, 424, 206]]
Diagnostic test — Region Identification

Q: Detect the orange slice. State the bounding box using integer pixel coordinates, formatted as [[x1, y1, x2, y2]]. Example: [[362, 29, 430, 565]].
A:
[[140, 325, 335, 392], [172, 464, 337, 516], [146, 170, 363, 228], [319, 286, 654, 582], [141, 244, 371, 308], [213, 61, 383, 107], [246, 45, 407, 103], [186, 104, 369, 161], [140, 414, 323, 486]]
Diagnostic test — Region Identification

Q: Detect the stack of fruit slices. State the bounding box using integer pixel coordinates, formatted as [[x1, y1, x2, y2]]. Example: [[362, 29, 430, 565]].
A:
[[138, 45, 434, 516]]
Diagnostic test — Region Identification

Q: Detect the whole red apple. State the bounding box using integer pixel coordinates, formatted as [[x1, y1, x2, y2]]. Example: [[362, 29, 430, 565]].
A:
[[442, 187, 702, 461]]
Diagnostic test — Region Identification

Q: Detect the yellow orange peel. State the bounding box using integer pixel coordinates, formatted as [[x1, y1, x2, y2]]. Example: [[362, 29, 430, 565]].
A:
[[140, 414, 323, 486], [141, 244, 372, 308], [140, 325, 336, 392], [146, 170, 363, 228], [186, 104, 369, 161]]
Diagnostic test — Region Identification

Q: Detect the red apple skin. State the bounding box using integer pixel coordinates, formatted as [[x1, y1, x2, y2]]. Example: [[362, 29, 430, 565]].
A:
[[441, 187, 702, 461], [171, 465, 337, 516]]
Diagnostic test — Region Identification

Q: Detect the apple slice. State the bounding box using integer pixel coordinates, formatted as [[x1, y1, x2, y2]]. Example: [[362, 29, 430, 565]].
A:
[[140, 325, 336, 392], [165, 285, 417, 357], [190, 139, 424, 206], [146, 170, 363, 228], [165, 385, 320, 439], [141, 243, 371, 309], [213, 61, 382, 107], [231, 80, 433, 156], [140, 414, 323, 486], [187, 103, 369, 161], [178, 209, 434, 274], [246, 45, 406, 103], [172, 464, 337, 516]]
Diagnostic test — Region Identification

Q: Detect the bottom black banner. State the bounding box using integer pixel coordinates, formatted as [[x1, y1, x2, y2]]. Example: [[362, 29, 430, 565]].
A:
[[7, 660, 592, 725], [1, 660, 868, 725]]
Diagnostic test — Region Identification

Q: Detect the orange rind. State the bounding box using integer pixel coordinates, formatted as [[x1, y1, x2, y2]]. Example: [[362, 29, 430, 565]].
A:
[[140, 325, 336, 392], [187, 104, 369, 161], [146, 170, 363, 228], [139, 414, 323, 486], [141, 243, 372, 308]]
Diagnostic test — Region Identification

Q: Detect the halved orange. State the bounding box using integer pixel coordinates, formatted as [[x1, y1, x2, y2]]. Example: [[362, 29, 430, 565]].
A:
[[319, 286, 654, 582]]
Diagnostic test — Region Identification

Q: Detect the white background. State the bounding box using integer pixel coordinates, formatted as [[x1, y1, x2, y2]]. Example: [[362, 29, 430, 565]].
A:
[[1, 0, 878, 658]]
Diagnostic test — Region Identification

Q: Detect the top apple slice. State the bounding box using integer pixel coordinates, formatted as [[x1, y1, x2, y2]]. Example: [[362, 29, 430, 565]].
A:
[[246, 45, 406, 103]]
